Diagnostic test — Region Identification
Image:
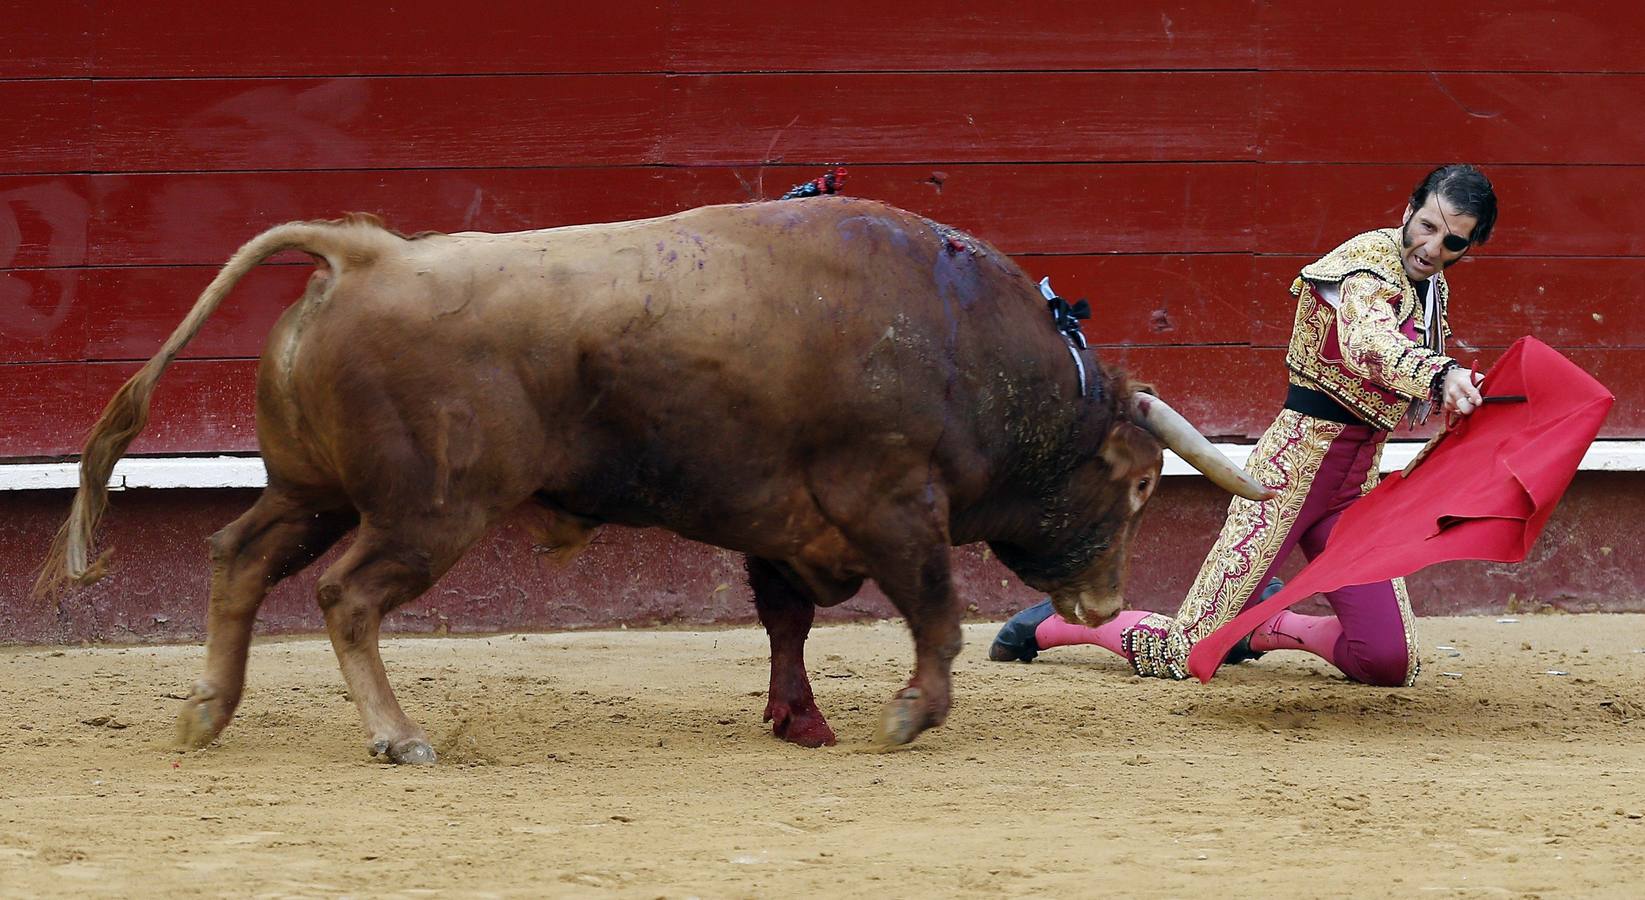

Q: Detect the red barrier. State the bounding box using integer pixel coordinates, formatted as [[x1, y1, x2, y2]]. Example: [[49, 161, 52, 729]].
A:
[[4, 2, 1644, 459]]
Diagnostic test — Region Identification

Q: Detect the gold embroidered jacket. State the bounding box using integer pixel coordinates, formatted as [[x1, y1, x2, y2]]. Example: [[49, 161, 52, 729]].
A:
[[1283, 228, 1453, 430]]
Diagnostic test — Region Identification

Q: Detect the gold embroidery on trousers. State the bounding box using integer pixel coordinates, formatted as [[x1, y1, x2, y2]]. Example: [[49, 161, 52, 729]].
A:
[[1124, 411, 1342, 679], [1392, 577, 1421, 687]]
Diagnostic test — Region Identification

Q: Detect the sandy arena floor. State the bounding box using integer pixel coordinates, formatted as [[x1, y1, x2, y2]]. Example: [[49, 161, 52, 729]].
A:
[[2, 614, 1643, 898]]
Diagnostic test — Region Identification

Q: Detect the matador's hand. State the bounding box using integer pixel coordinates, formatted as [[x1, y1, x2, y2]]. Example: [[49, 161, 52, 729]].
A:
[[1441, 365, 1485, 416]]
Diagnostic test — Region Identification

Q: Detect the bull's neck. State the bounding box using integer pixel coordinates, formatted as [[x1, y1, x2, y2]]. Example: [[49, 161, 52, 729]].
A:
[[952, 385, 1112, 553]]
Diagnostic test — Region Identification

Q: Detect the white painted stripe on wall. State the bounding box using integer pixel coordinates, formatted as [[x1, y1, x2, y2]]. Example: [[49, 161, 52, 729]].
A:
[[1, 457, 270, 491], [4, 444, 1643, 491], [1164, 441, 1644, 476]]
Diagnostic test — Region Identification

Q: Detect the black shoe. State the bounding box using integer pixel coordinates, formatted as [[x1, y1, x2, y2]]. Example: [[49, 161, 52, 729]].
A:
[[989, 599, 1056, 663], [1221, 578, 1285, 665], [1220, 634, 1264, 665]]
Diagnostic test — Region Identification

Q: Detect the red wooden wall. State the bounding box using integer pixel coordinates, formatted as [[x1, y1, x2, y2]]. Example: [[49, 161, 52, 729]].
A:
[[4, 1, 1643, 459]]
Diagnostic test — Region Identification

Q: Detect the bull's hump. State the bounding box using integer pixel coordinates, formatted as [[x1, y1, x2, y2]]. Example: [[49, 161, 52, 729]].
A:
[[439, 204, 744, 242], [439, 197, 908, 242]]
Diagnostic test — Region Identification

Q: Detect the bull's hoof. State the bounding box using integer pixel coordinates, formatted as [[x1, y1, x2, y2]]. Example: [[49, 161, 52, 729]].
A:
[[872, 687, 928, 748], [175, 682, 225, 749], [765, 699, 837, 748], [370, 737, 438, 765]]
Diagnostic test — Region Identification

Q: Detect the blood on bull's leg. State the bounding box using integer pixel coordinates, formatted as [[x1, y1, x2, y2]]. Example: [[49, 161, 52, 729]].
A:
[[177, 490, 355, 750], [747, 557, 837, 748]]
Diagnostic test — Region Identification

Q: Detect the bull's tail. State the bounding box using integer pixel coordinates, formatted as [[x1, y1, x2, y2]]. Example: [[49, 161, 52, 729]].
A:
[[34, 218, 380, 599]]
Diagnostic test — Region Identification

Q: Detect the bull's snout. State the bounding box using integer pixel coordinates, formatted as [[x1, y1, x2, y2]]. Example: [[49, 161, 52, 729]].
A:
[[1052, 588, 1125, 628]]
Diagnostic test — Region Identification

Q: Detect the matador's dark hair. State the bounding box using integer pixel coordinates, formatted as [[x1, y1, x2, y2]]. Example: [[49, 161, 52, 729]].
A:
[[1410, 164, 1498, 246]]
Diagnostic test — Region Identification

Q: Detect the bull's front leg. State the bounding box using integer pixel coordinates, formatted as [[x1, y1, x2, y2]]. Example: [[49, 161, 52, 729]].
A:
[[746, 557, 836, 748], [869, 544, 963, 748]]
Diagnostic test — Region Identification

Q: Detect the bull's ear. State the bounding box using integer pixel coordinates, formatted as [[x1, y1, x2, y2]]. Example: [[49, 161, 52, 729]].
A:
[[1125, 379, 1158, 398]]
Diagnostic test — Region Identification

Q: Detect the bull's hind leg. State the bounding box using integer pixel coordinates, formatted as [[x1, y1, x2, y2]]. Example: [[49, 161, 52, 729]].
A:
[[746, 557, 852, 748], [314, 517, 488, 765], [178, 489, 356, 750]]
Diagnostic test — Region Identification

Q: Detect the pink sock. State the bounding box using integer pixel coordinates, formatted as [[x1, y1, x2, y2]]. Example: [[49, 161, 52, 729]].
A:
[[1035, 609, 1151, 658], [1249, 611, 1343, 662]]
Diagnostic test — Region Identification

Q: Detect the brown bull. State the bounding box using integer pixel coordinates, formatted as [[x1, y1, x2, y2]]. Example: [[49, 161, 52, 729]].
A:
[[38, 197, 1269, 763]]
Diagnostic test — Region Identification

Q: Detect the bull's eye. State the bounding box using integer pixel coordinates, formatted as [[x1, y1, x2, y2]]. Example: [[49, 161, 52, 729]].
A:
[[1137, 478, 1152, 493]]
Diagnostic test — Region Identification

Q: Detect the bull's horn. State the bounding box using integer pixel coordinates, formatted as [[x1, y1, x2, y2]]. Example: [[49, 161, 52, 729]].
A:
[[1127, 393, 1277, 501]]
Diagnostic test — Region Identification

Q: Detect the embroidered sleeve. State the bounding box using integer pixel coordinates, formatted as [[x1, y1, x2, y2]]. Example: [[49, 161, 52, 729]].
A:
[[1335, 273, 1453, 399]]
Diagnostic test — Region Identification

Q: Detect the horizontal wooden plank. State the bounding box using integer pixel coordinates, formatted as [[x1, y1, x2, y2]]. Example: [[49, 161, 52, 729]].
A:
[[0, 169, 676, 269], [669, 2, 1259, 72], [1249, 255, 1645, 349], [1100, 346, 1282, 440], [1458, 258, 1645, 348], [1, 256, 1255, 364], [0, 81, 92, 175], [0, 175, 92, 268], [1035, 252, 1645, 351], [1557, 349, 1640, 436], [0, 265, 308, 364], [89, 76, 663, 172], [1254, 165, 1645, 258], [663, 73, 1255, 164], [5, 343, 1640, 460], [11, 352, 1277, 458], [0, 360, 259, 458], [0, 165, 1264, 267], [21, 0, 1632, 81], [1020, 255, 1261, 347], [0, 0, 92, 78], [9, 1, 1641, 83], [10, 254, 1637, 366], [83, 168, 681, 265], [14, 69, 1641, 176], [604, 164, 1265, 255], [1261, 1, 1645, 73], [90, 1, 667, 77], [6, 164, 1645, 271], [1260, 73, 1645, 165], [17, 70, 1644, 176], [27, 72, 1252, 174]]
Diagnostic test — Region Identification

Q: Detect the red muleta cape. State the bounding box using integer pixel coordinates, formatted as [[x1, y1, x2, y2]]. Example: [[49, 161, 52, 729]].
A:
[[1187, 336, 1614, 683]]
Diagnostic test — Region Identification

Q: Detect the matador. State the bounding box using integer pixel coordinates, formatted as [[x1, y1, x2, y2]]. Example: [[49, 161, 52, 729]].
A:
[[990, 164, 1499, 687]]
